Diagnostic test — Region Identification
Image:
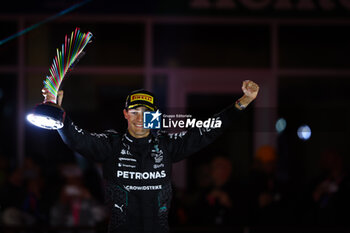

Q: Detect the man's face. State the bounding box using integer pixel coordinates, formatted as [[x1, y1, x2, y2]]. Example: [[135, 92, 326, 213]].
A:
[[123, 106, 150, 138]]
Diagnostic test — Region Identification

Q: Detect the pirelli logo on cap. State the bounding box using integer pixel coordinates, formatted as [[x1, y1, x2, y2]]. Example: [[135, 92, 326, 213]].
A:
[[130, 94, 154, 104]]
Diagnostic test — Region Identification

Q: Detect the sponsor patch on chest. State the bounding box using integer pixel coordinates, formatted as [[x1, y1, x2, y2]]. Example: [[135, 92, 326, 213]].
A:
[[117, 170, 166, 180]]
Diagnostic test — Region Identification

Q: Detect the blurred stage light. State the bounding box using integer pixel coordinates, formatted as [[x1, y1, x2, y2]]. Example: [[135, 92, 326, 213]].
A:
[[275, 118, 287, 133], [297, 125, 311, 141]]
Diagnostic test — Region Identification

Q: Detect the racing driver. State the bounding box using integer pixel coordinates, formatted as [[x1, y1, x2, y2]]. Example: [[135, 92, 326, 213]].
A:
[[42, 80, 259, 233]]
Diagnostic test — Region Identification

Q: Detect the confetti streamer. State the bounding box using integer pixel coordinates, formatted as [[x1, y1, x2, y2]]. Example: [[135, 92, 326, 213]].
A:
[[43, 27, 93, 101]]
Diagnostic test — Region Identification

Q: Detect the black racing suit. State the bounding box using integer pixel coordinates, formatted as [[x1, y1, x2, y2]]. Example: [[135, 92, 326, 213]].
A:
[[57, 104, 240, 233]]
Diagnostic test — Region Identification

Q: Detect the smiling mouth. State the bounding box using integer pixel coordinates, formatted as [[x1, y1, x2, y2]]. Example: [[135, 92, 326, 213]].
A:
[[135, 124, 143, 128]]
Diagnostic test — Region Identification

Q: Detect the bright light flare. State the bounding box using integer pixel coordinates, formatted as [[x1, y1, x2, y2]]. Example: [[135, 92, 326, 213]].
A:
[[27, 113, 63, 130], [26, 103, 65, 130]]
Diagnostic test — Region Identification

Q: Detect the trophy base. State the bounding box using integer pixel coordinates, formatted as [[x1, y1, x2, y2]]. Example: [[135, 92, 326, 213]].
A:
[[27, 103, 65, 130]]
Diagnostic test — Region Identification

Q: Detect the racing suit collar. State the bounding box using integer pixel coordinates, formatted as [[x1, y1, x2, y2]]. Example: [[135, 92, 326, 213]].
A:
[[124, 131, 153, 144]]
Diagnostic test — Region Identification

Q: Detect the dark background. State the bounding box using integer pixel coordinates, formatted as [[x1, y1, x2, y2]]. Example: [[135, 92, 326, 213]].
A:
[[1, 0, 350, 232]]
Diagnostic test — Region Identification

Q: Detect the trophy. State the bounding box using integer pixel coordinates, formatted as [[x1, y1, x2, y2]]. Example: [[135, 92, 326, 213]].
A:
[[27, 27, 93, 130]]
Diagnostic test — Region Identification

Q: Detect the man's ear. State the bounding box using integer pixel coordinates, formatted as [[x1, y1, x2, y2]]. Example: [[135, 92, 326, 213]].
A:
[[123, 109, 128, 120]]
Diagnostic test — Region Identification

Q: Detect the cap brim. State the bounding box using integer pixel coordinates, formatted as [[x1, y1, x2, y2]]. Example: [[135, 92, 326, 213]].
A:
[[127, 103, 155, 111]]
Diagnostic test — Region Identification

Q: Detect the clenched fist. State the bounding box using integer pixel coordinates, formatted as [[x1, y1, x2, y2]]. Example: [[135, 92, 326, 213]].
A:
[[235, 80, 259, 110], [242, 80, 259, 101]]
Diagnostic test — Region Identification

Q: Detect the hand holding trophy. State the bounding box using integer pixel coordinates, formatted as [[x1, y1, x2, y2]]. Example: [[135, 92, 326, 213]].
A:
[[27, 28, 93, 129]]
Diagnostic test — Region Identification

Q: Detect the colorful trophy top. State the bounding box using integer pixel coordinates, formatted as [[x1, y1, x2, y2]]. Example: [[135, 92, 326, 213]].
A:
[[44, 27, 93, 103], [26, 27, 93, 130]]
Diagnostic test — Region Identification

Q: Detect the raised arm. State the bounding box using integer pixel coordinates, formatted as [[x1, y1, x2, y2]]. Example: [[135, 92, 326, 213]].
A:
[[42, 88, 116, 162], [166, 80, 259, 162]]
